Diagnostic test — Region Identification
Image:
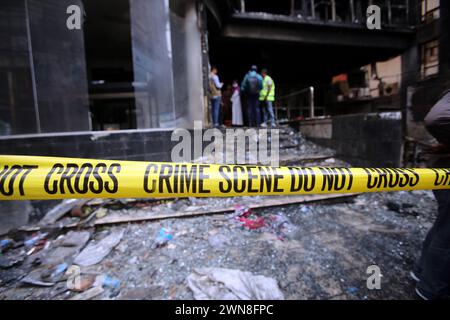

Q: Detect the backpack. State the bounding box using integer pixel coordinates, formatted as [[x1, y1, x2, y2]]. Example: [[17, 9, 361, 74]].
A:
[[246, 75, 260, 95]]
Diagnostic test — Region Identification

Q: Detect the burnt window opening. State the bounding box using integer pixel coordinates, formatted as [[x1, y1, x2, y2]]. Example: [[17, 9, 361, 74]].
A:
[[233, 0, 412, 27], [421, 0, 440, 23], [420, 39, 439, 79]]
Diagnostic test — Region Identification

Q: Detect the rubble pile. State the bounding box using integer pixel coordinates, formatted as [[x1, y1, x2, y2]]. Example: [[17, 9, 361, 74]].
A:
[[0, 126, 438, 300]]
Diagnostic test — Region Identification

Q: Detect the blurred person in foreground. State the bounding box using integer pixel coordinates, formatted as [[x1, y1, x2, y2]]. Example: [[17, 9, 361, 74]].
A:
[[413, 89, 450, 300]]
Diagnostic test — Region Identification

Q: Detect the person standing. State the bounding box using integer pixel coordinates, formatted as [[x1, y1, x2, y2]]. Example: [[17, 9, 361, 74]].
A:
[[413, 89, 450, 300], [231, 80, 243, 126], [221, 84, 233, 126], [241, 65, 263, 127], [209, 66, 223, 127], [259, 68, 276, 127]]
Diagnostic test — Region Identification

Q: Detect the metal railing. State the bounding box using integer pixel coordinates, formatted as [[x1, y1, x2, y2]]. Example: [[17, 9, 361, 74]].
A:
[[275, 86, 317, 120], [236, 0, 414, 27]]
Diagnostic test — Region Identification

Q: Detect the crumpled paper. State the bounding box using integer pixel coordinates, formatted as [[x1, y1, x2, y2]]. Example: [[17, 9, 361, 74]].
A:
[[186, 267, 284, 300]]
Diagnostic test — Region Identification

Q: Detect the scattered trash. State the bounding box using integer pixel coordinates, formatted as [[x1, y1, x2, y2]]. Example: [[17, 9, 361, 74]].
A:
[[0, 127, 439, 300], [45, 263, 69, 283], [24, 232, 48, 248], [73, 194, 355, 227], [0, 238, 12, 252], [24, 232, 49, 255], [95, 274, 121, 290], [152, 227, 173, 248], [186, 267, 285, 300], [74, 229, 124, 267], [239, 216, 265, 230], [103, 275, 121, 290], [231, 205, 265, 230], [92, 274, 121, 297], [233, 204, 251, 218]]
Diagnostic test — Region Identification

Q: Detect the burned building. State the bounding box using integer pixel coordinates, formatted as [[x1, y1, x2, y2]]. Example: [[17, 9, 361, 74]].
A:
[[1, 0, 450, 303], [206, 0, 448, 166]]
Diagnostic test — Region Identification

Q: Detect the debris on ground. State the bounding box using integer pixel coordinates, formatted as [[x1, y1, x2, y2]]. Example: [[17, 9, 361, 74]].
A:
[[265, 213, 299, 240], [0, 126, 440, 300], [386, 200, 419, 217], [39, 199, 86, 225], [232, 205, 266, 230], [186, 267, 284, 300], [152, 228, 173, 249], [42, 231, 91, 265], [0, 239, 12, 252]]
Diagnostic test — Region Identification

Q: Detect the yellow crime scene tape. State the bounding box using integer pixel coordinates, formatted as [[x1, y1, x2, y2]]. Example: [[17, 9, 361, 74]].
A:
[[0, 155, 449, 200]]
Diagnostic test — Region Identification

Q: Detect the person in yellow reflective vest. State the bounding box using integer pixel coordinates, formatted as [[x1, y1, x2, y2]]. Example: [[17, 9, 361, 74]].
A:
[[259, 69, 276, 127]]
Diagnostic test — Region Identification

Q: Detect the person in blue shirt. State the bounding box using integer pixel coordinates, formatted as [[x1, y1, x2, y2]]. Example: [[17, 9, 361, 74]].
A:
[[241, 65, 263, 127]]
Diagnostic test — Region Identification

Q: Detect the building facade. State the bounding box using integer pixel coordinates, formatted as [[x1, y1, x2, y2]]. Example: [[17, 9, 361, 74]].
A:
[[0, 0, 206, 136]]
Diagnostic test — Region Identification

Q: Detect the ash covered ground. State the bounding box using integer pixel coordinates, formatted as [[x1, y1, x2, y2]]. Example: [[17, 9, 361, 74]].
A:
[[0, 127, 437, 300]]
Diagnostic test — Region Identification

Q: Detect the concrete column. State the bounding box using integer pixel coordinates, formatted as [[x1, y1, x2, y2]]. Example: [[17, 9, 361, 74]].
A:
[[130, 0, 176, 128], [184, 0, 206, 126], [28, 0, 90, 133], [0, 0, 90, 134]]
